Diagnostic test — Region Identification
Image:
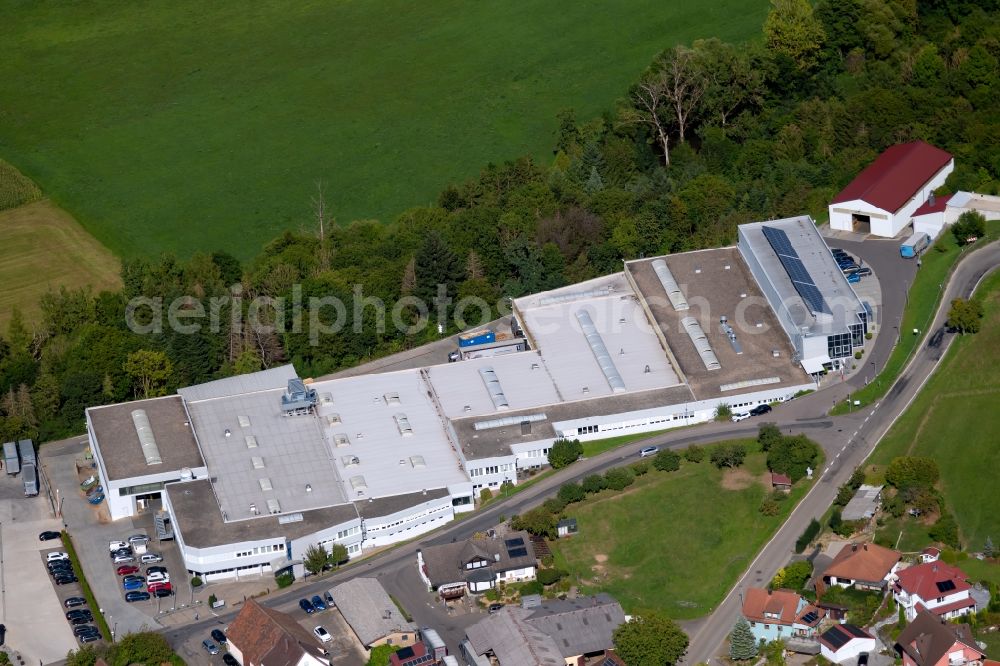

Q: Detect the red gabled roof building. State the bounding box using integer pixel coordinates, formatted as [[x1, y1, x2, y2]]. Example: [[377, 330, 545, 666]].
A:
[[893, 561, 976, 621], [828, 141, 954, 238], [896, 610, 986, 666]]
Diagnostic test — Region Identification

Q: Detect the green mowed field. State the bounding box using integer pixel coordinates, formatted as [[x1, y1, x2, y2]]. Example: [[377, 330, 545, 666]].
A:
[[871, 270, 1000, 550], [0, 0, 767, 259], [0, 200, 121, 329], [552, 441, 816, 618]]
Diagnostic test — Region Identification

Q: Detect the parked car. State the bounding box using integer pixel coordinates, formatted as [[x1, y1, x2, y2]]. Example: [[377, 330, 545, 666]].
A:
[[222, 654, 239, 666], [125, 591, 150, 602], [313, 626, 332, 643], [140, 553, 163, 564], [638, 446, 659, 458], [38, 531, 61, 541], [73, 625, 98, 636], [211, 629, 227, 644], [54, 574, 78, 585], [0, 623, 5, 646], [78, 633, 101, 644], [87, 493, 105, 505], [123, 574, 145, 583], [113, 554, 135, 564], [64, 597, 87, 608], [80, 475, 98, 491], [324, 591, 335, 606], [146, 566, 168, 575], [310, 595, 326, 611], [153, 588, 173, 598], [839, 263, 860, 273], [846, 272, 861, 284], [749, 404, 773, 416], [202, 640, 220, 655], [46, 552, 69, 562], [109, 540, 128, 551], [127, 534, 148, 544], [86, 485, 103, 497], [117, 565, 140, 576], [48, 562, 72, 572], [299, 599, 315, 614], [488, 603, 504, 614], [69, 616, 93, 626], [146, 572, 169, 584], [66, 609, 93, 620], [730, 412, 751, 422], [846, 266, 872, 277], [148, 582, 172, 594], [123, 578, 144, 591]]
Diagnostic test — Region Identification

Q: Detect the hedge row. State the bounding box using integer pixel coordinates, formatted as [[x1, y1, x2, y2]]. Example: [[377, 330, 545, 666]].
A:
[[61, 530, 114, 641]]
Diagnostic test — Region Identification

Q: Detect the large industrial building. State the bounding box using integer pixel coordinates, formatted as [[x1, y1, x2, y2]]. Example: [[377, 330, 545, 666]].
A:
[[85, 217, 861, 581]]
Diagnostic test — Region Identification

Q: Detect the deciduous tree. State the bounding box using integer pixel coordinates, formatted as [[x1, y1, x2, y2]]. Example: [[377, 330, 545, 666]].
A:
[[124, 350, 173, 399], [304, 544, 331, 575], [548, 439, 583, 469], [613, 612, 689, 666], [764, 0, 826, 70]]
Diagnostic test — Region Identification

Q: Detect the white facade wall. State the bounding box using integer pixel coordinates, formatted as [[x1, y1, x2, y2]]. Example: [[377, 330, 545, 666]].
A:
[[511, 438, 558, 470], [551, 383, 814, 443], [290, 519, 364, 563], [465, 454, 518, 494], [498, 565, 536, 583], [829, 201, 891, 234], [821, 638, 876, 664], [913, 212, 948, 239], [894, 588, 973, 621], [361, 494, 455, 550]]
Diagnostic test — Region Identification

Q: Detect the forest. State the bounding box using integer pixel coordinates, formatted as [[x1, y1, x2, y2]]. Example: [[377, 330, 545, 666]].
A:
[[1, 0, 998, 443]]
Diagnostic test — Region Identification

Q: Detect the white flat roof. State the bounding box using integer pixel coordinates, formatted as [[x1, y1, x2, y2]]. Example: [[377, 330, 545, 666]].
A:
[[740, 216, 864, 336], [514, 274, 681, 400], [185, 388, 348, 523], [427, 351, 562, 419], [309, 370, 470, 501]]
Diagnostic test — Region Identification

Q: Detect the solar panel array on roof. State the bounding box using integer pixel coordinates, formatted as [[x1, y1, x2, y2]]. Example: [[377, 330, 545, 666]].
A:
[[505, 537, 525, 548], [761, 225, 832, 315], [801, 611, 819, 624], [844, 625, 870, 638], [823, 626, 851, 650], [936, 580, 957, 593], [508, 547, 529, 558]]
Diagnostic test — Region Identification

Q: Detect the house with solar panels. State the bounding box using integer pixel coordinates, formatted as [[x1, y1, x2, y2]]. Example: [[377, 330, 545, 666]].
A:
[[741, 587, 826, 644], [417, 531, 537, 598], [739, 216, 869, 374], [892, 561, 976, 621], [819, 624, 877, 663]]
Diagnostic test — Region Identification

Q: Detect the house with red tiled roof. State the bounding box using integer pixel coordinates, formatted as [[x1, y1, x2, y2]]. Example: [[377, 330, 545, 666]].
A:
[[828, 141, 954, 238], [893, 561, 976, 621], [818, 542, 901, 593], [741, 587, 825, 644], [895, 610, 986, 666], [226, 599, 331, 666]]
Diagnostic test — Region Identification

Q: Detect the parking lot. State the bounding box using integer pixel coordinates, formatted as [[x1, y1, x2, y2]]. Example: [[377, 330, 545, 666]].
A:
[[0, 472, 77, 663], [40, 437, 196, 638]]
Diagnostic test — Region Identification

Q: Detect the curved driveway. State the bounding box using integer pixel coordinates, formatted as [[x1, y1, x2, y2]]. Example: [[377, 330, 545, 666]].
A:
[[168, 240, 1000, 662]]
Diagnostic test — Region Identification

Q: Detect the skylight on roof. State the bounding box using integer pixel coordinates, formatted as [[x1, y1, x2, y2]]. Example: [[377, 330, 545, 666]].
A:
[[238, 415, 251, 428], [258, 478, 273, 492], [251, 456, 265, 470], [245, 435, 258, 449]]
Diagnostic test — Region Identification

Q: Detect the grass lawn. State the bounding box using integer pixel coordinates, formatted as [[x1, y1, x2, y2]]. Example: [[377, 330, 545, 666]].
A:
[[833, 223, 1000, 414], [551, 440, 819, 618], [580, 429, 673, 458], [0, 200, 121, 329], [0, 0, 768, 259], [870, 269, 1000, 552]]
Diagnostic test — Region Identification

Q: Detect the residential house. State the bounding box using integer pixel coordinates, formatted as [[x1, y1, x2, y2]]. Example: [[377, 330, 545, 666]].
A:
[[225, 599, 331, 666], [893, 562, 976, 621], [896, 610, 986, 666], [417, 530, 536, 598], [389, 643, 433, 666], [819, 624, 876, 664], [464, 594, 627, 666], [741, 588, 825, 643], [329, 577, 417, 650], [913, 191, 1000, 240], [819, 542, 901, 593], [771, 473, 792, 493], [841, 485, 883, 523], [828, 141, 954, 238]]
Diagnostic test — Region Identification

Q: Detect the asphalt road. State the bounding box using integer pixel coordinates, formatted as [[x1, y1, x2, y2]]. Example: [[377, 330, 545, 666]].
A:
[[166, 240, 1000, 662]]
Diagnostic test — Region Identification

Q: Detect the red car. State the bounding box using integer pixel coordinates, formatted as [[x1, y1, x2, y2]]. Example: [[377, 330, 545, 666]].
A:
[[116, 565, 140, 576], [147, 582, 172, 594]]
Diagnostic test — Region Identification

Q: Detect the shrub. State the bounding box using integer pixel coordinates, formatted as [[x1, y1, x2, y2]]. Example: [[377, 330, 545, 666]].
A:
[[759, 499, 780, 516], [865, 331, 873, 340], [604, 466, 635, 490], [276, 571, 294, 588], [854, 350, 863, 360], [520, 580, 544, 596], [768, 489, 788, 503], [684, 445, 705, 463], [771, 560, 812, 590], [191, 575, 203, 588], [541, 554, 555, 568], [581, 474, 607, 494], [558, 482, 586, 505], [543, 497, 567, 514], [929, 511, 961, 549], [484, 588, 500, 602], [632, 461, 649, 476], [767, 434, 820, 482], [653, 449, 681, 472], [537, 568, 567, 586], [757, 423, 782, 452], [886, 456, 939, 491], [208, 593, 218, 606], [714, 403, 733, 421], [511, 507, 558, 538], [480, 487, 493, 504], [710, 443, 746, 469], [549, 438, 583, 469]]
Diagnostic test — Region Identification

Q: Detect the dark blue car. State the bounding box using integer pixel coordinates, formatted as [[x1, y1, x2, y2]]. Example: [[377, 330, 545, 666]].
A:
[[299, 598, 315, 614], [125, 591, 150, 602], [88, 493, 105, 505], [310, 595, 326, 611], [123, 578, 143, 591]]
